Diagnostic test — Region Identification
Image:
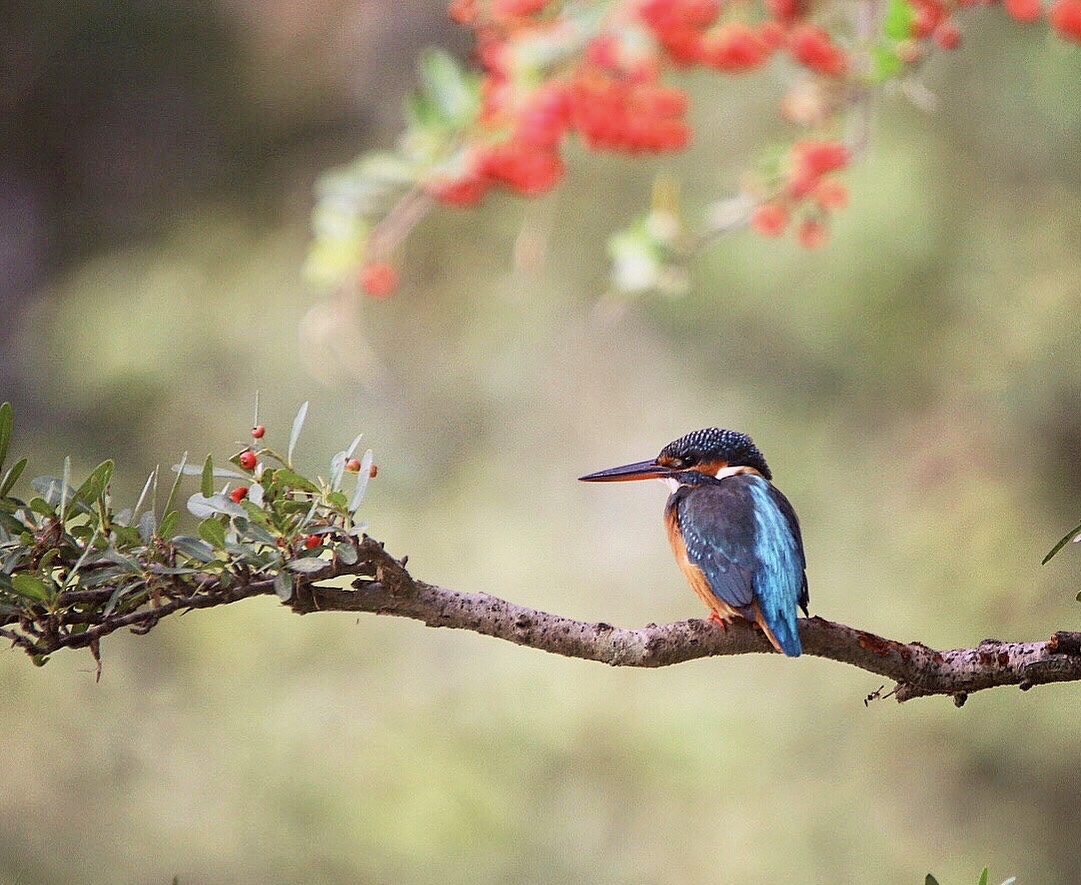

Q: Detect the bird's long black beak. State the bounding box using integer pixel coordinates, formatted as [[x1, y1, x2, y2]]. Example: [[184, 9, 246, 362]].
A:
[[578, 459, 674, 482]]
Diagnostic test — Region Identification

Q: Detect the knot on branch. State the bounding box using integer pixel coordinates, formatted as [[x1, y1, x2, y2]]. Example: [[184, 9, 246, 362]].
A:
[[348, 536, 415, 597]]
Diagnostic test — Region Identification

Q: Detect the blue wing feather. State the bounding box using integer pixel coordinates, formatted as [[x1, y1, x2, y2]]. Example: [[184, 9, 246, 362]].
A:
[[672, 473, 806, 657]]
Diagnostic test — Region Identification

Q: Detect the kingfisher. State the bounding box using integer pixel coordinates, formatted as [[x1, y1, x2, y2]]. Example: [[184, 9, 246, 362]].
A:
[[579, 428, 808, 657]]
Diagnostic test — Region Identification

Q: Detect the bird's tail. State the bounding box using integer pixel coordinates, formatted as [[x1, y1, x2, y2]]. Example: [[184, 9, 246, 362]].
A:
[[754, 603, 802, 657]]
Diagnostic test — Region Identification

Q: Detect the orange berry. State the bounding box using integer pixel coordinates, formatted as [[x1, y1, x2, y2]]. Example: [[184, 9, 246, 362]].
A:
[[345, 458, 362, 473], [359, 262, 398, 298], [230, 486, 249, 503], [239, 450, 257, 470], [369, 463, 379, 479]]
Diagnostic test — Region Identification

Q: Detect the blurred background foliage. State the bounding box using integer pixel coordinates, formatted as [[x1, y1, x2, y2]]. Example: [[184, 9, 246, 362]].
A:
[[1, 2, 1080, 883]]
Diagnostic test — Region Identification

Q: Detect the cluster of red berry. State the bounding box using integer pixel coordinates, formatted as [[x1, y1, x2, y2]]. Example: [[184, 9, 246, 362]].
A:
[[751, 139, 850, 247], [353, 0, 1080, 294]]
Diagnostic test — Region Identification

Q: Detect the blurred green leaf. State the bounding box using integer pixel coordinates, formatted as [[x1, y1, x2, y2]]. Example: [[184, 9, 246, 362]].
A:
[[198, 517, 227, 550], [926, 876, 940, 885], [978, 870, 988, 885], [28, 496, 56, 517], [173, 463, 245, 479], [11, 573, 49, 602], [418, 47, 479, 127], [869, 45, 904, 83], [0, 401, 12, 474], [201, 454, 214, 498], [288, 401, 309, 468], [1043, 520, 1081, 564], [884, 0, 916, 40]]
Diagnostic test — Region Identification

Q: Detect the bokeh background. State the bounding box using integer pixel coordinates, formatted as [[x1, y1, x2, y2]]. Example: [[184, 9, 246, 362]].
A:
[[2, 2, 1081, 883]]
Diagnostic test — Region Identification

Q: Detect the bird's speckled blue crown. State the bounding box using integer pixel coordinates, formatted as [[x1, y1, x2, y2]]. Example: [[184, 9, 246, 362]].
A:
[[658, 428, 772, 481]]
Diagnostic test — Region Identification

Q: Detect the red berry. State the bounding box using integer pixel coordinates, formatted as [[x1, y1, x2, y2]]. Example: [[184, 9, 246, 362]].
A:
[[492, 0, 547, 16], [789, 25, 848, 76], [814, 178, 849, 211], [369, 463, 379, 479], [699, 22, 770, 72], [239, 450, 257, 470], [1004, 0, 1042, 20], [912, 1, 943, 36], [251, 425, 266, 439], [933, 21, 961, 48], [428, 175, 488, 207], [751, 203, 789, 237], [797, 218, 829, 249], [359, 262, 398, 298], [230, 486, 249, 503], [1050, 0, 1081, 41], [303, 534, 322, 549], [345, 458, 362, 473]]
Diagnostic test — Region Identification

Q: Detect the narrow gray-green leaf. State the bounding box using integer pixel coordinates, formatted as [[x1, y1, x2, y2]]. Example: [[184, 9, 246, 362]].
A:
[[288, 401, 309, 467], [349, 449, 374, 513], [164, 452, 187, 520], [187, 493, 246, 519], [274, 570, 294, 601], [60, 456, 71, 522], [330, 451, 347, 492], [1043, 520, 1081, 564], [138, 509, 158, 542], [335, 542, 359, 565], [172, 535, 216, 563], [285, 556, 329, 574], [172, 463, 245, 479]]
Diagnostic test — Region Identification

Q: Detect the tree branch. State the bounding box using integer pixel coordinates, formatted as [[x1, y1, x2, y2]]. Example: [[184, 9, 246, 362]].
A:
[[5, 536, 1081, 704]]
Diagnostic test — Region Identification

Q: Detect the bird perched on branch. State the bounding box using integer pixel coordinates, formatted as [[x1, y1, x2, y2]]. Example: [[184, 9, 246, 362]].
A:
[[579, 428, 808, 657]]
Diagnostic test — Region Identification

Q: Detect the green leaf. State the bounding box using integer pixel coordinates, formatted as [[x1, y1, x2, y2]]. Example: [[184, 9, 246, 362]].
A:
[[1044, 520, 1081, 564], [0, 402, 12, 474], [274, 570, 294, 601], [978, 870, 989, 885], [172, 536, 217, 563], [285, 556, 329, 574], [272, 469, 320, 494], [868, 44, 904, 83], [201, 454, 214, 498], [336, 542, 359, 565], [198, 517, 228, 550], [884, 0, 916, 40], [158, 510, 179, 540], [11, 573, 50, 602], [164, 452, 187, 521], [926, 876, 941, 885], [74, 460, 114, 512], [0, 457, 27, 498], [418, 48, 477, 126], [288, 401, 309, 467], [29, 496, 56, 517]]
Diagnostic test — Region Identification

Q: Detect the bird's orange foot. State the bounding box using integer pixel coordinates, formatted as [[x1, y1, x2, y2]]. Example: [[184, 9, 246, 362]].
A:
[[707, 611, 731, 631]]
